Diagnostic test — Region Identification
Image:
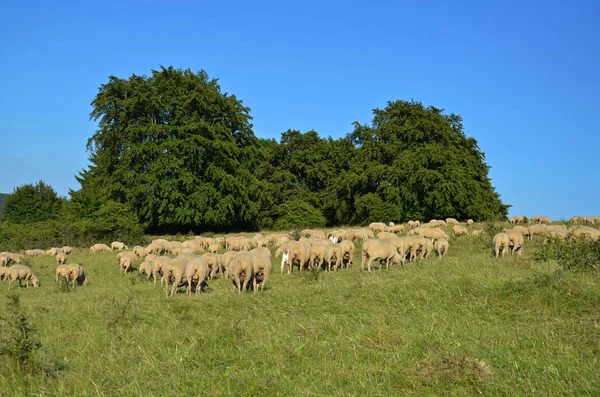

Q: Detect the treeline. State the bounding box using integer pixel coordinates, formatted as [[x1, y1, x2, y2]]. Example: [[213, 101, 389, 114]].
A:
[[0, 66, 509, 249]]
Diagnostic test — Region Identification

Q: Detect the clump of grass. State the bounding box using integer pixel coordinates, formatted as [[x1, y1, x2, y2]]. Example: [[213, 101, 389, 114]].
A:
[[0, 295, 42, 371], [412, 353, 495, 384], [57, 276, 75, 293]]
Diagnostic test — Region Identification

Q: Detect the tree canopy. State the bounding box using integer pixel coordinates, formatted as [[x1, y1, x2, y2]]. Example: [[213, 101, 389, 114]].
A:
[[1, 181, 62, 224], [77, 66, 261, 232], [72, 67, 508, 233]]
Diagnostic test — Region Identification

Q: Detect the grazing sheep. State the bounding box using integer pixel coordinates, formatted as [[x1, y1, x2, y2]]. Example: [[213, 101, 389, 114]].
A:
[[445, 218, 459, 225], [571, 226, 600, 241], [309, 241, 330, 270], [111, 241, 128, 250], [0, 267, 9, 281], [61, 246, 73, 255], [185, 257, 210, 295], [0, 254, 8, 267], [6, 265, 40, 289], [452, 225, 469, 236], [410, 227, 449, 241], [161, 258, 190, 297], [361, 239, 403, 272], [208, 242, 220, 254], [57, 263, 88, 287], [250, 253, 272, 292], [90, 243, 112, 253], [528, 224, 547, 238], [201, 253, 222, 279], [25, 249, 46, 257], [434, 239, 449, 258], [0, 252, 24, 264], [368, 222, 388, 232], [377, 231, 398, 240], [152, 256, 172, 286], [250, 247, 271, 258], [138, 260, 154, 280], [285, 242, 311, 274], [228, 253, 254, 293], [47, 247, 61, 256], [133, 245, 148, 258], [399, 236, 425, 263], [324, 244, 342, 272], [55, 252, 68, 265], [538, 216, 551, 224], [340, 240, 356, 268], [471, 229, 484, 236], [511, 226, 532, 241], [507, 231, 524, 256], [492, 233, 510, 258], [466, 219, 474, 227], [422, 238, 435, 259], [544, 225, 568, 240], [301, 229, 326, 239]]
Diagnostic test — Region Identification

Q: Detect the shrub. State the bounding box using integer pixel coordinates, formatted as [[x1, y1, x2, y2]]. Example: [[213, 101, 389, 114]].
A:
[[273, 200, 326, 231], [533, 236, 600, 272]]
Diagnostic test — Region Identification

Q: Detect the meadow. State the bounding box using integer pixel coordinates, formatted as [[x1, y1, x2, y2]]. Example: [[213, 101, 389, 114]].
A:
[[0, 225, 599, 396]]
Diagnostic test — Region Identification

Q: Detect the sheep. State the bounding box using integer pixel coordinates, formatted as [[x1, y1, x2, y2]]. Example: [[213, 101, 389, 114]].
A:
[[201, 253, 222, 279], [309, 241, 330, 270], [111, 241, 128, 250], [6, 265, 40, 289], [452, 225, 469, 236], [445, 218, 459, 225], [221, 250, 243, 277], [152, 256, 172, 286], [434, 238, 449, 258], [285, 242, 312, 274], [471, 229, 484, 236], [544, 225, 568, 240], [90, 243, 111, 253], [250, 252, 272, 292], [208, 242, 220, 254], [57, 263, 88, 287], [0, 267, 9, 281], [275, 240, 296, 273], [61, 246, 73, 255], [185, 257, 210, 295], [422, 238, 435, 259], [528, 224, 547, 238], [340, 240, 355, 268], [324, 244, 342, 272], [410, 227, 449, 241], [0, 252, 24, 264], [47, 247, 62, 256], [138, 260, 154, 280], [507, 231, 524, 256], [388, 224, 405, 233], [368, 222, 388, 232], [511, 226, 532, 241], [571, 226, 600, 241], [538, 216, 551, 224], [399, 236, 425, 262], [25, 249, 46, 257], [162, 258, 190, 297], [0, 254, 8, 267], [466, 219, 474, 227], [492, 233, 510, 258], [361, 239, 403, 271], [250, 247, 271, 258], [228, 252, 254, 293], [56, 252, 68, 265], [301, 229, 326, 239], [377, 231, 398, 240], [133, 245, 148, 258]]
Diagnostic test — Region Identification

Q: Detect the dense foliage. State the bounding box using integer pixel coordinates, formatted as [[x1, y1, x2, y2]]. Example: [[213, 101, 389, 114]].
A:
[[1, 66, 508, 239], [0, 193, 7, 217], [0, 181, 61, 224]]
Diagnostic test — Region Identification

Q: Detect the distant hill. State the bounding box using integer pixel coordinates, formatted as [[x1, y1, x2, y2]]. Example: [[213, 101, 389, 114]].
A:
[[0, 193, 8, 217]]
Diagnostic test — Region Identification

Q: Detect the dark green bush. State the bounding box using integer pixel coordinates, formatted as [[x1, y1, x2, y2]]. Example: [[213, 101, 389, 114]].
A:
[[534, 236, 600, 272], [273, 200, 326, 231]]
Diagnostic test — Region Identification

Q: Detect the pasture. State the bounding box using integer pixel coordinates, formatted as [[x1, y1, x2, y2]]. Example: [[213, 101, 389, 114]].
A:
[[0, 225, 599, 396]]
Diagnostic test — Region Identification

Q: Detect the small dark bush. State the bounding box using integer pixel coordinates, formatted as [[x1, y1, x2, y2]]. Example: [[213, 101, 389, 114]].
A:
[[534, 235, 600, 272]]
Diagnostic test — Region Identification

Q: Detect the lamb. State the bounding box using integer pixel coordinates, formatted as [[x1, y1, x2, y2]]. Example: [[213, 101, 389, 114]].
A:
[[6, 265, 40, 289], [492, 233, 510, 258], [228, 252, 254, 293], [90, 243, 112, 253], [434, 238, 449, 258], [250, 252, 272, 292], [452, 225, 469, 236], [361, 239, 403, 272], [56, 252, 68, 265], [507, 231, 524, 256]]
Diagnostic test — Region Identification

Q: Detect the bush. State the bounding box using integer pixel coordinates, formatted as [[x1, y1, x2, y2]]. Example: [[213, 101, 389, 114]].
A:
[[533, 236, 600, 272], [0, 295, 41, 369], [273, 200, 326, 231]]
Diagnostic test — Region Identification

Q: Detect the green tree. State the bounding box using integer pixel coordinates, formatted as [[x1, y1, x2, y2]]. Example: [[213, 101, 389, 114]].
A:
[[346, 100, 509, 222], [1, 181, 62, 224], [78, 66, 261, 232]]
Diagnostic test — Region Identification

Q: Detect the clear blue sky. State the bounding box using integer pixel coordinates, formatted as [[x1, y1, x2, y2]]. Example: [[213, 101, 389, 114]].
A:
[[1, 0, 598, 220]]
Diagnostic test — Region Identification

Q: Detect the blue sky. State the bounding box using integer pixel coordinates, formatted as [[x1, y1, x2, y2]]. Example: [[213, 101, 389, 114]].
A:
[[0, 0, 598, 220]]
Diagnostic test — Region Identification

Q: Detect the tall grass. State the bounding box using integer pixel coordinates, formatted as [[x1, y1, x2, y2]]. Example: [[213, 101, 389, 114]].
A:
[[0, 227, 598, 395]]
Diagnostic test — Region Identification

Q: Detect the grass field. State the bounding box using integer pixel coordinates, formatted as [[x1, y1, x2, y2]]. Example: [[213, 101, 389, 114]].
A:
[[0, 226, 599, 396]]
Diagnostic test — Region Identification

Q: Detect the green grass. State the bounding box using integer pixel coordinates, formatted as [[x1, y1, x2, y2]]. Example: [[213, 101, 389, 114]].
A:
[[0, 227, 599, 396]]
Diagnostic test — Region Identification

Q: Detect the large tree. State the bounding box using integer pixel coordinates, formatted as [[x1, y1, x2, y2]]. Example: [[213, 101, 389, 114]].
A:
[[76, 66, 261, 232], [1, 181, 62, 224], [346, 100, 509, 222]]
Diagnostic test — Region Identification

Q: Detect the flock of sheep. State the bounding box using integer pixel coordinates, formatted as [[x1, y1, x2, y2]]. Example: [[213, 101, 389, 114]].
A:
[[1, 215, 599, 295]]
